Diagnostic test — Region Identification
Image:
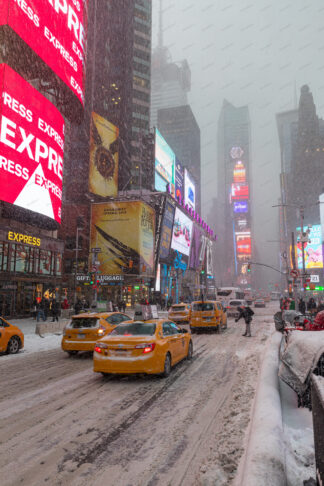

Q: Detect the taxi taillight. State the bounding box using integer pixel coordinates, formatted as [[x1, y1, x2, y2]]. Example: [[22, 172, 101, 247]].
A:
[[94, 343, 108, 354], [135, 343, 156, 354]]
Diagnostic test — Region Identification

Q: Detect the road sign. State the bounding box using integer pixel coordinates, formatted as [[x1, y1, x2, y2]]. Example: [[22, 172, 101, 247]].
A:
[[91, 248, 101, 253], [290, 269, 299, 278]]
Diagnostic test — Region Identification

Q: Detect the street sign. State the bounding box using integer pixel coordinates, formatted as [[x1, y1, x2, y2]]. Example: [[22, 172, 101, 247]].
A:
[[91, 248, 101, 253], [310, 275, 320, 283], [290, 269, 299, 278], [94, 261, 101, 265]]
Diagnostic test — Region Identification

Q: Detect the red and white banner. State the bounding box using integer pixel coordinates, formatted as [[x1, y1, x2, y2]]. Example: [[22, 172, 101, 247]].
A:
[[0, 64, 65, 223], [0, 0, 88, 105]]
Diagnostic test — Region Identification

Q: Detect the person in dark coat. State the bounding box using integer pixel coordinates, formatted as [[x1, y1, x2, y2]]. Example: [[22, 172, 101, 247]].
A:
[[307, 298, 317, 316], [235, 305, 254, 337], [51, 299, 60, 322], [74, 299, 82, 315], [298, 298, 306, 315]]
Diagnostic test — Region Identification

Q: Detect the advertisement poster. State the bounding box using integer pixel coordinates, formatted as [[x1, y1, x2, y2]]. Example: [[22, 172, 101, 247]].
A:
[[233, 161, 246, 183], [90, 202, 155, 276], [159, 200, 175, 260], [171, 207, 193, 256], [155, 128, 175, 196], [234, 201, 248, 213], [175, 159, 184, 201], [0, 0, 88, 105], [189, 225, 205, 269], [320, 194, 324, 244], [0, 64, 65, 223], [206, 240, 213, 275], [89, 113, 119, 197], [184, 168, 196, 210], [297, 225, 323, 269], [231, 183, 249, 200], [236, 231, 251, 254]]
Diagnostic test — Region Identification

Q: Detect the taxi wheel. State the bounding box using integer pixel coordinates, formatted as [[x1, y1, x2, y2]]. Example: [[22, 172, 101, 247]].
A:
[[162, 353, 171, 377], [186, 341, 193, 360], [7, 336, 20, 354]]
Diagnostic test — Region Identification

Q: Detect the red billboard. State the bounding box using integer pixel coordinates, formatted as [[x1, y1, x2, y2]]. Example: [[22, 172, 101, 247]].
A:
[[236, 232, 251, 254], [0, 0, 88, 105], [231, 183, 249, 200], [0, 64, 65, 223]]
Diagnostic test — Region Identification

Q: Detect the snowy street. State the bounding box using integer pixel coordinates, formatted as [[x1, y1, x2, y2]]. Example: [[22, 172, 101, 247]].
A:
[[0, 303, 301, 486]]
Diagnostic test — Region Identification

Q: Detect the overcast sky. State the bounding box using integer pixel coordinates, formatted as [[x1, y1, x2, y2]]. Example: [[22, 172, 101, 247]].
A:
[[152, 0, 324, 284]]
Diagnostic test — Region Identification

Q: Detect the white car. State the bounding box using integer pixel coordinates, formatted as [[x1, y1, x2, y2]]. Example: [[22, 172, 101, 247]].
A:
[[226, 299, 248, 318]]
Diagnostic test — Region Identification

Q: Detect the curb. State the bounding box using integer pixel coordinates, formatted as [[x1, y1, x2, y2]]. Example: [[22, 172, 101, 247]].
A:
[[235, 332, 287, 486]]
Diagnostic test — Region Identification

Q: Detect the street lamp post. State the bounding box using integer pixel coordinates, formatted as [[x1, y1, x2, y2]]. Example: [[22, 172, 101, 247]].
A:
[[74, 226, 82, 307]]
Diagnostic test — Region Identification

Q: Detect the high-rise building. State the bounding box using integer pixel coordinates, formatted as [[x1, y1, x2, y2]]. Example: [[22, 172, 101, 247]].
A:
[[213, 100, 252, 287], [157, 105, 201, 212]]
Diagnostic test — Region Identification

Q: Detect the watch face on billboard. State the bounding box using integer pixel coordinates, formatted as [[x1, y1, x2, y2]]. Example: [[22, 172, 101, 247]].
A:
[[171, 207, 193, 256], [231, 183, 249, 200], [155, 129, 175, 196], [0, 64, 65, 223], [230, 146, 244, 159], [234, 201, 248, 213], [175, 159, 184, 201], [184, 168, 196, 210], [0, 0, 88, 105]]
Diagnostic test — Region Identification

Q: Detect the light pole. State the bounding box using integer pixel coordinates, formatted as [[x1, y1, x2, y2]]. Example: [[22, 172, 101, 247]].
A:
[[73, 226, 82, 306]]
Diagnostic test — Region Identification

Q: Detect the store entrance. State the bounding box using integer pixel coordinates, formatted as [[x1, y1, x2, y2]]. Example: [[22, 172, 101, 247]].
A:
[[0, 292, 14, 317]]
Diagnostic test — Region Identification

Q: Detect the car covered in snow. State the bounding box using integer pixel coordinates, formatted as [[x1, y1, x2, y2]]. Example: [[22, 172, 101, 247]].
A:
[[168, 303, 191, 323], [62, 312, 131, 355], [226, 299, 248, 318], [0, 317, 24, 354], [254, 299, 266, 308]]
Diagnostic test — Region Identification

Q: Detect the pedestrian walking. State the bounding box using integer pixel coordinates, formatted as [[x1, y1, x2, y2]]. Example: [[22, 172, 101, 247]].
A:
[[36, 299, 46, 322], [235, 304, 254, 337], [298, 298, 306, 314], [51, 299, 60, 322], [307, 297, 317, 316], [122, 300, 126, 313]]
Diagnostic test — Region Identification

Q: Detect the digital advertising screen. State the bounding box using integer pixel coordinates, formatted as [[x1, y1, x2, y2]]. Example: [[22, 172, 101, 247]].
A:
[[155, 128, 175, 196], [89, 113, 119, 197], [175, 159, 184, 201], [236, 231, 251, 254], [234, 201, 249, 213], [233, 161, 246, 183], [171, 207, 193, 257], [159, 200, 175, 260], [91, 201, 155, 277], [231, 183, 249, 200], [189, 225, 205, 269], [184, 168, 196, 210], [296, 225, 323, 269], [0, 0, 88, 105], [0, 64, 65, 223], [320, 194, 324, 244]]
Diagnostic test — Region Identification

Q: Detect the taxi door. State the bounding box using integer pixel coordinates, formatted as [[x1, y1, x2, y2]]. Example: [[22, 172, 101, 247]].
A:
[[215, 303, 223, 327], [0, 318, 9, 352], [170, 322, 187, 360], [162, 322, 182, 363]]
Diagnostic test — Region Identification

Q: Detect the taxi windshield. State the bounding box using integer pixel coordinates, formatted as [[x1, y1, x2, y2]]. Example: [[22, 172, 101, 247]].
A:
[[192, 303, 214, 311], [110, 322, 156, 336], [171, 306, 186, 311], [69, 318, 98, 329]]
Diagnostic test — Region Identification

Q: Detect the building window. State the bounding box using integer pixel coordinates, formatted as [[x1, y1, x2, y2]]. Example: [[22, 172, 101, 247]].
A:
[[15, 245, 29, 273], [0, 243, 9, 271], [39, 250, 52, 275]]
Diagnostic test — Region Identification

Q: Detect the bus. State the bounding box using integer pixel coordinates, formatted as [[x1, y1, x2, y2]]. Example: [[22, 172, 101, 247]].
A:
[[216, 287, 245, 304]]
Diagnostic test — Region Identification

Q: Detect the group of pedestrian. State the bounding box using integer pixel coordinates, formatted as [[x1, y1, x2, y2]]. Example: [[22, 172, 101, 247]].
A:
[[34, 298, 61, 322]]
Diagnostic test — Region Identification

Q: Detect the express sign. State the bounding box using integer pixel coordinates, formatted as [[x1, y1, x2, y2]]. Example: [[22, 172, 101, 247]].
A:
[[0, 64, 65, 223], [0, 0, 88, 105]]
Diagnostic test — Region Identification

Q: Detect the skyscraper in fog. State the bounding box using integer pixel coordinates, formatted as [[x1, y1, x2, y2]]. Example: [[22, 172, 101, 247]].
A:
[[214, 100, 252, 287]]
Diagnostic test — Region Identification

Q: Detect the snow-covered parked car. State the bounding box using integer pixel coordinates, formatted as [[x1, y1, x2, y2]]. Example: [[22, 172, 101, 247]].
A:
[[279, 331, 324, 408]]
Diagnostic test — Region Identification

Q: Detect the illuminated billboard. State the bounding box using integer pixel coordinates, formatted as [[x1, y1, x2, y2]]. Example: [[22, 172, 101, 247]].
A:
[[175, 159, 184, 201], [234, 201, 248, 213], [0, 0, 88, 105], [233, 161, 246, 183], [236, 231, 251, 254], [184, 168, 196, 210], [0, 64, 65, 223], [320, 194, 324, 244], [296, 225, 323, 269], [89, 113, 119, 197], [171, 207, 193, 257], [159, 200, 175, 260], [231, 183, 249, 200], [155, 129, 175, 196], [189, 225, 205, 269], [90, 202, 155, 276]]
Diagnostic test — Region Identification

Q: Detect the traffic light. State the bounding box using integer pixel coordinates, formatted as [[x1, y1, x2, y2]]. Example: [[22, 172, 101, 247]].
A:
[[201, 270, 205, 275], [89, 272, 95, 285], [247, 263, 251, 273]]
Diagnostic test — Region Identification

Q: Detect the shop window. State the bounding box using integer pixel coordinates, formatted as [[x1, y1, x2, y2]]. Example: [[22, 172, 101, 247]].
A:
[[15, 245, 30, 273], [0, 243, 9, 271], [39, 250, 52, 275], [56, 253, 62, 276]]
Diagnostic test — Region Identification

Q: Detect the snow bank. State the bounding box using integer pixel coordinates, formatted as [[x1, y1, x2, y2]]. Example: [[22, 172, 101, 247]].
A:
[[235, 332, 286, 486]]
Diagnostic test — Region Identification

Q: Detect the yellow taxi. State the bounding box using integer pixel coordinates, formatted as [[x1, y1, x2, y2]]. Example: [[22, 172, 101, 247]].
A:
[[93, 319, 193, 377], [190, 300, 227, 333], [0, 317, 24, 354], [168, 303, 191, 324], [62, 312, 131, 355]]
